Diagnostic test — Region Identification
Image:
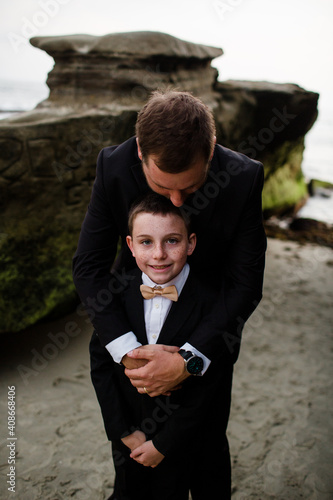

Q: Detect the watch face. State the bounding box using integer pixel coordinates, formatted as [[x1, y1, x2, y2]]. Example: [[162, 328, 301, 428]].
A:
[[187, 356, 204, 375]]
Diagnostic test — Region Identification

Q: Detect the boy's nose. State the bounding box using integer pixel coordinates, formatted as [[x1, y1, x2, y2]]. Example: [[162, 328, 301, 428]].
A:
[[153, 243, 166, 259]]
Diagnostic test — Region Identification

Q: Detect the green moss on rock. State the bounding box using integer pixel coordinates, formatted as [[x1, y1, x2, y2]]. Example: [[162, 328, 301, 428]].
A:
[[262, 138, 308, 213], [0, 219, 79, 333]]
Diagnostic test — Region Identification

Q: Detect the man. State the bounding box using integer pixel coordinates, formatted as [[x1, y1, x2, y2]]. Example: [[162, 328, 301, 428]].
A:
[[73, 90, 266, 497]]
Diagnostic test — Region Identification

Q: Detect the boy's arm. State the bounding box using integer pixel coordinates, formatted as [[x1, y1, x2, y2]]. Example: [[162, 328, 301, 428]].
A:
[[128, 369, 220, 467], [89, 331, 136, 441], [130, 440, 164, 468], [122, 430, 146, 451], [141, 361, 225, 463], [153, 385, 218, 458]]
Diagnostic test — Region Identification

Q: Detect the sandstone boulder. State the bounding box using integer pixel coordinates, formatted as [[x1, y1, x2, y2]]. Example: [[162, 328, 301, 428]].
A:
[[30, 31, 223, 108]]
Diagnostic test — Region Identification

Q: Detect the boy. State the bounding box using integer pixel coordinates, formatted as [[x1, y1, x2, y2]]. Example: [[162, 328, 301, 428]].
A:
[[90, 193, 232, 500]]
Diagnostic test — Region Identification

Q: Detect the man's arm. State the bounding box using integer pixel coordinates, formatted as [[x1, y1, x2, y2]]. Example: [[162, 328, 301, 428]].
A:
[[187, 162, 267, 361], [73, 147, 135, 344]]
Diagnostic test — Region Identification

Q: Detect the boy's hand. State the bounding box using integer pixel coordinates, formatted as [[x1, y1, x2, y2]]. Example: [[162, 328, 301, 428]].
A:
[[121, 343, 177, 370], [121, 354, 148, 370], [121, 430, 146, 451], [130, 440, 164, 468], [125, 347, 190, 397]]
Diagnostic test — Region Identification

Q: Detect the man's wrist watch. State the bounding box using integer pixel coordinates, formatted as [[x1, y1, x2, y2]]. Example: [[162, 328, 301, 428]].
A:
[[178, 349, 203, 375]]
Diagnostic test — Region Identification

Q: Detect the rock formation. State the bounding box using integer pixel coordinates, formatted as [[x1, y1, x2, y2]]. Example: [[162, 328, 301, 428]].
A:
[[215, 80, 318, 212], [0, 31, 319, 332], [30, 31, 222, 108]]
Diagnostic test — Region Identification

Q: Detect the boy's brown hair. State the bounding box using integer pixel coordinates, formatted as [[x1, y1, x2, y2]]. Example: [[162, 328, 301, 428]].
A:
[[128, 193, 191, 237], [135, 90, 216, 173]]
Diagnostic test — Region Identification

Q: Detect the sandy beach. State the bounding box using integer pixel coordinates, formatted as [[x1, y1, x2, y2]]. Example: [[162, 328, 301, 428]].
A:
[[0, 237, 332, 500]]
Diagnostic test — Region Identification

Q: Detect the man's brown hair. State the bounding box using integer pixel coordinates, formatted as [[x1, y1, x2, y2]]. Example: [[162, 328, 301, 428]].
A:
[[135, 90, 216, 173], [128, 193, 191, 237]]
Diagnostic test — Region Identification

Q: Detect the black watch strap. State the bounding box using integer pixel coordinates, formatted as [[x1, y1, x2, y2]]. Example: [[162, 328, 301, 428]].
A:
[[178, 349, 203, 375], [178, 349, 193, 361]]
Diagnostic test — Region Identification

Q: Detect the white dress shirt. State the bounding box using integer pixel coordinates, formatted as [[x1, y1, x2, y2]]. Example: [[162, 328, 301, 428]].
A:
[[106, 263, 210, 374]]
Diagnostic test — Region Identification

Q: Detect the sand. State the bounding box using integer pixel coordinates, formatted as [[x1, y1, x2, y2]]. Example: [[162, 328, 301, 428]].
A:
[[0, 237, 332, 500]]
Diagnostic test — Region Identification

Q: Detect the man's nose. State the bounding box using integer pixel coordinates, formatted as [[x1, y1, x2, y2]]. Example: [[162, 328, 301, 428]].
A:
[[169, 190, 185, 207]]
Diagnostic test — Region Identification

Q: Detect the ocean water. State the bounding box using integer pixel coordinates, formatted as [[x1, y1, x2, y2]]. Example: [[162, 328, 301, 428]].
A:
[[0, 80, 49, 118], [0, 80, 332, 224], [297, 102, 333, 225]]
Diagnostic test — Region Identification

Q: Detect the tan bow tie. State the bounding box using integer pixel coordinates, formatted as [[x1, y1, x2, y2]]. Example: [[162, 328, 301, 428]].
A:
[[140, 284, 178, 302]]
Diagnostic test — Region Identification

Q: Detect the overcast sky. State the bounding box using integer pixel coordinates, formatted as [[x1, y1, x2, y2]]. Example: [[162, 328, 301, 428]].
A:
[[1, 0, 332, 109]]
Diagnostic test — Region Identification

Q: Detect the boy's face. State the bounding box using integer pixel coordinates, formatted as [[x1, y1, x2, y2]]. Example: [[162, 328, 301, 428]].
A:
[[126, 212, 196, 284]]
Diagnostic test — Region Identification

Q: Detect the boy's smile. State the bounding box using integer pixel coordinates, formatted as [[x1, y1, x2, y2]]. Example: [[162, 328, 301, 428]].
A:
[[126, 212, 196, 284]]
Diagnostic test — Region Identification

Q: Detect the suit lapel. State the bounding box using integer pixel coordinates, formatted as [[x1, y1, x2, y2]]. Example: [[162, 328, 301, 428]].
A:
[[124, 271, 148, 345], [157, 272, 197, 345]]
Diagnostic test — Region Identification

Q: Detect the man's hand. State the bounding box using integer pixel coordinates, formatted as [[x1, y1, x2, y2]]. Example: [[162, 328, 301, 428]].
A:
[[125, 346, 190, 397], [121, 430, 146, 451], [130, 440, 164, 468]]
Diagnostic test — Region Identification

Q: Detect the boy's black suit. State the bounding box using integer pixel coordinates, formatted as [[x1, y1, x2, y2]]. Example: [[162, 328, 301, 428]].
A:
[[90, 268, 233, 499]]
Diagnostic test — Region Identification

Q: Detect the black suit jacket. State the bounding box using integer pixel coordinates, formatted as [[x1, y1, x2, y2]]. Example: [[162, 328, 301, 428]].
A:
[[90, 268, 233, 457], [74, 136, 266, 363]]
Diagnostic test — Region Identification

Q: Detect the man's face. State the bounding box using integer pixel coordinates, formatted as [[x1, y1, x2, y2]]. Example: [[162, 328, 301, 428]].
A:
[[126, 212, 196, 284], [141, 154, 209, 208]]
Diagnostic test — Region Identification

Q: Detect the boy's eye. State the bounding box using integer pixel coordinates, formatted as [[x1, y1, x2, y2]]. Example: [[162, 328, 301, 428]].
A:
[[141, 240, 152, 245], [167, 238, 178, 244]]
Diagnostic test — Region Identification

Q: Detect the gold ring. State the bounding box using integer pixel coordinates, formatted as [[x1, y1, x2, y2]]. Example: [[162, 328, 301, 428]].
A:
[[143, 386, 149, 395]]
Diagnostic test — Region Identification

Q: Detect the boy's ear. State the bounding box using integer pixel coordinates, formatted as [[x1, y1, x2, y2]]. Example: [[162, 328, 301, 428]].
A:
[[126, 235, 135, 256], [187, 233, 197, 256]]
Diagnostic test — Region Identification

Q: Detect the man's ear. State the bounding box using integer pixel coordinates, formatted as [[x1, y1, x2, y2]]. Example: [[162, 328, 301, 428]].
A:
[[136, 138, 142, 160], [126, 235, 135, 257], [187, 233, 197, 256]]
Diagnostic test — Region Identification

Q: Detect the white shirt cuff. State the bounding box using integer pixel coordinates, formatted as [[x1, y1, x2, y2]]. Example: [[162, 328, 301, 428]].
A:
[[105, 332, 142, 364], [181, 342, 211, 375]]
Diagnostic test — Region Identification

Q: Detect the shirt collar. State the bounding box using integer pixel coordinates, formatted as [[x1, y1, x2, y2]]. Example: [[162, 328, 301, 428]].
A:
[[142, 263, 190, 297]]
